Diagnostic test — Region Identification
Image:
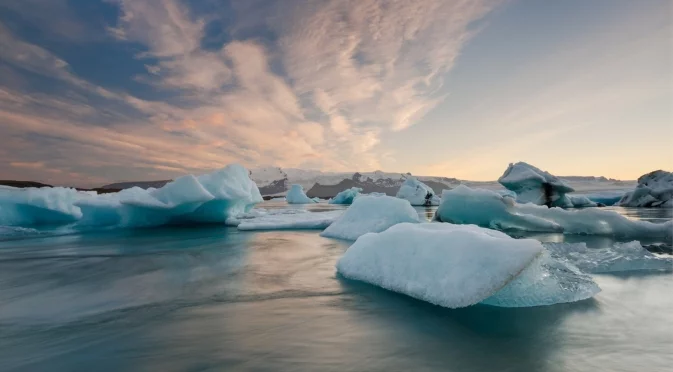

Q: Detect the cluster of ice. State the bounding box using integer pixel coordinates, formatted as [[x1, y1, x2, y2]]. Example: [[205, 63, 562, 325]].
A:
[[321, 195, 420, 240], [435, 185, 672, 241], [337, 223, 599, 308], [618, 170, 673, 208], [328, 187, 362, 205], [237, 210, 343, 231], [0, 165, 262, 228], [545, 242, 672, 273], [395, 177, 441, 206], [285, 184, 316, 204], [498, 162, 578, 207]]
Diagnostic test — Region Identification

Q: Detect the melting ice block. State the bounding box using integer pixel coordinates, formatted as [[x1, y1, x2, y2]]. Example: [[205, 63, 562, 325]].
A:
[[618, 170, 673, 208], [285, 184, 316, 204], [328, 187, 362, 204], [435, 185, 672, 242], [498, 162, 575, 207], [545, 241, 673, 273], [237, 210, 343, 230], [336, 223, 599, 308], [395, 177, 441, 206], [321, 195, 420, 240]]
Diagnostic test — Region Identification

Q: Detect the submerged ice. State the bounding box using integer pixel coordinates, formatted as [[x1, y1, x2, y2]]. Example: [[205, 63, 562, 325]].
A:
[[436, 185, 672, 242], [545, 241, 673, 273], [236, 210, 343, 231], [336, 223, 599, 308], [395, 177, 441, 206]]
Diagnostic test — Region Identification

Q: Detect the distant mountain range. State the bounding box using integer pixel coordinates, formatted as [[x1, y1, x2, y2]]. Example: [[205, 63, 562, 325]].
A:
[[94, 167, 635, 197]]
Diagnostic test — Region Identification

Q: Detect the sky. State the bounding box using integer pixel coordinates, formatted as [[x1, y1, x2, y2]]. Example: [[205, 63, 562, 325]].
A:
[[0, 0, 671, 187]]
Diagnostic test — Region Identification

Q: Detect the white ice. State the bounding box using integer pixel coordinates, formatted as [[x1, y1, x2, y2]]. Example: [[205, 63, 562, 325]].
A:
[[498, 162, 576, 207], [321, 195, 420, 240], [285, 184, 316, 204], [618, 170, 673, 208], [545, 241, 673, 273], [395, 177, 441, 206], [336, 223, 599, 308], [436, 185, 672, 241], [328, 187, 362, 204], [237, 210, 343, 230]]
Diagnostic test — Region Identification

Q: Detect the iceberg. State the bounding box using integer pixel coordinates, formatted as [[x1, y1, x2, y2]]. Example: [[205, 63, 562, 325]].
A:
[[571, 191, 626, 207], [498, 162, 575, 207], [435, 185, 672, 241], [237, 210, 343, 231], [568, 195, 598, 208], [328, 187, 362, 205], [321, 195, 420, 240], [336, 223, 599, 308], [285, 184, 316, 204], [395, 177, 441, 206], [0, 186, 85, 226], [618, 170, 673, 208], [545, 241, 673, 273]]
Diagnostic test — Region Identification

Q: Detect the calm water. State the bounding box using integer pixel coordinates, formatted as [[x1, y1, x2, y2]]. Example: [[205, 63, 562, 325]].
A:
[[0, 203, 671, 372]]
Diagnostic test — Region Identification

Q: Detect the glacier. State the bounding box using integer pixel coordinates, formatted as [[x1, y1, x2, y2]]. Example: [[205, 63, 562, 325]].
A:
[[328, 187, 362, 205], [545, 241, 673, 273], [321, 195, 420, 240], [498, 162, 577, 207], [395, 177, 441, 206], [435, 185, 672, 241], [285, 184, 316, 204], [237, 210, 343, 231], [336, 223, 599, 308], [0, 164, 262, 228], [618, 170, 673, 208]]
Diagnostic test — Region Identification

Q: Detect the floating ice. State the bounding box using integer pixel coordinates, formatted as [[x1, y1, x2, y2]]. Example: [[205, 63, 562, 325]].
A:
[[321, 195, 420, 240], [285, 184, 316, 204], [328, 187, 362, 204], [237, 210, 343, 230], [571, 191, 626, 206], [395, 177, 441, 206], [568, 195, 598, 208], [435, 185, 672, 241], [545, 241, 673, 273], [0, 186, 85, 226], [337, 223, 599, 308], [618, 170, 673, 208], [498, 162, 575, 207]]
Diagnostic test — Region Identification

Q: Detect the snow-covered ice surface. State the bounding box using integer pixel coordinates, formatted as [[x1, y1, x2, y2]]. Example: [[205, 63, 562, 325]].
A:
[[321, 195, 420, 240], [337, 223, 599, 308], [328, 187, 362, 204], [0, 165, 262, 228], [395, 177, 441, 206], [545, 241, 673, 273], [498, 162, 576, 207], [436, 185, 672, 242], [285, 184, 316, 204], [237, 210, 343, 231], [618, 170, 673, 208]]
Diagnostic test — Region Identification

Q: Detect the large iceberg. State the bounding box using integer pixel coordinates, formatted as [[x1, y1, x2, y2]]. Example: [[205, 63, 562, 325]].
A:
[[435, 185, 672, 241], [237, 210, 343, 231], [0, 164, 262, 228], [498, 162, 575, 207], [321, 195, 420, 240], [328, 187, 362, 205], [337, 223, 599, 308], [395, 177, 441, 206], [545, 241, 673, 273], [285, 184, 316, 204], [617, 170, 673, 208]]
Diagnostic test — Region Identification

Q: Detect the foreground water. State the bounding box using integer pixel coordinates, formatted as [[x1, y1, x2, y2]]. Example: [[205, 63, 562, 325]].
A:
[[0, 203, 671, 371]]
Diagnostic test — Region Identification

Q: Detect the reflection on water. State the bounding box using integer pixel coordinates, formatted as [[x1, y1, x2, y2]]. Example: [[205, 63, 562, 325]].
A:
[[0, 205, 672, 371]]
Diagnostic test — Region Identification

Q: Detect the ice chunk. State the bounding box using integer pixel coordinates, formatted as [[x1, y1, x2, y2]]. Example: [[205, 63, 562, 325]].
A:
[[337, 223, 599, 308], [328, 187, 362, 205], [321, 195, 420, 240], [481, 251, 600, 307], [498, 162, 575, 207], [436, 185, 672, 241], [285, 184, 316, 204], [395, 177, 441, 206], [545, 241, 673, 273], [571, 191, 626, 206], [0, 186, 84, 226], [568, 195, 598, 208], [237, 210, 343, 230], [618, 170, 673, 208]]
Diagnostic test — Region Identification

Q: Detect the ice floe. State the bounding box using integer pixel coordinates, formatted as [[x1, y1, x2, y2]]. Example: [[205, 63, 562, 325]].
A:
[[618, 170, 673, 208], [545, 241, 673, 273], [395, 177, 441, 206]]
